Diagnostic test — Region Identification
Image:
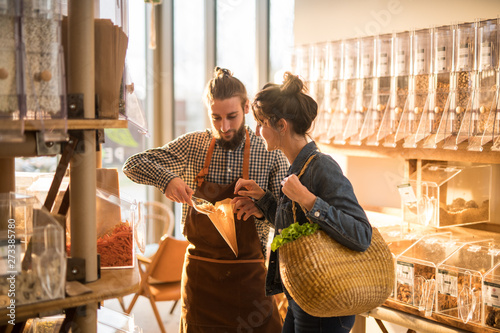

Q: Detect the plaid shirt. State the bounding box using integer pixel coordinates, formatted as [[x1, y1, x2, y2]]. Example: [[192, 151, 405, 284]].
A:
[[123, 126, 289, 255]]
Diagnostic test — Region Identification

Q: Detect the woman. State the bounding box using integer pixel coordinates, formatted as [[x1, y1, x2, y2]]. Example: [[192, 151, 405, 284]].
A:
[[231, 72, 373, 332]]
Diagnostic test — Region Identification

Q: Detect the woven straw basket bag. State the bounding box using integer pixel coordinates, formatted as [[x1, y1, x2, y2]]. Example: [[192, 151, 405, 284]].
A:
[[278, 154, 395, 317], [279, 227, 394, 317]]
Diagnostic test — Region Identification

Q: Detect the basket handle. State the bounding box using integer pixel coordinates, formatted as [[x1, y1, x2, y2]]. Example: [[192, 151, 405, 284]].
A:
[[291, 153, 317, 224]]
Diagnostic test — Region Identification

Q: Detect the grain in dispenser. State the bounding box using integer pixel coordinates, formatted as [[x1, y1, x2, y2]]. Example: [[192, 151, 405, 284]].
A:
[[0, 1, 24, 142], [21, 0, 67, 141], [380, 31, 411, 147], [439, 22, 475, 150]]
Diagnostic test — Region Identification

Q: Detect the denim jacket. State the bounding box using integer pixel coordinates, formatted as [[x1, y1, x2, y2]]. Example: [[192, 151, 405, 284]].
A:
[[255, 141, 372, 296]]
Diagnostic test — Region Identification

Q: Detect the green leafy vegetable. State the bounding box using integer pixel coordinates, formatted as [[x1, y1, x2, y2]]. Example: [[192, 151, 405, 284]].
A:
[[271, 222, 320, 251]]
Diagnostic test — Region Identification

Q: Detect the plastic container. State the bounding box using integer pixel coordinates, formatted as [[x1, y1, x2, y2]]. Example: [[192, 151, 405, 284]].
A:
[[0, 194, 66, 308], [65, 189, 138, 269], [332, 38, 359, 145], [423, 25, 454, 148], [405, 28, 433, 148], [379, 31, 411, 147], [21, 0, 68, 142], [439, 22, 475, 150], [315, 41, 343, 143], [402, 163, 491, 228], [437, 241, 499, 325], [483, 261, 500, 330], [395, 232, 468, 315], [348, 36, 375, 145], [365, 33, 392, 146], [324, 40, 345, 142], [464, 18, 499, 151]]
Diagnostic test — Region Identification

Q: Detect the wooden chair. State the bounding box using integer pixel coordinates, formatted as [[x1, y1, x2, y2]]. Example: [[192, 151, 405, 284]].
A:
[[125, 235, 189, 333]]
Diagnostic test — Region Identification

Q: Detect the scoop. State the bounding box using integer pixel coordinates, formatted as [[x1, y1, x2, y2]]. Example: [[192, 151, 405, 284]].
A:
[[191, 196, 216, 215]]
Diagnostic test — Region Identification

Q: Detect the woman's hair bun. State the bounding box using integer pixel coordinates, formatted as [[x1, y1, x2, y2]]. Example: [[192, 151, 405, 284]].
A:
[[214, 66, 232, 78], [280, 71, 303, 95]]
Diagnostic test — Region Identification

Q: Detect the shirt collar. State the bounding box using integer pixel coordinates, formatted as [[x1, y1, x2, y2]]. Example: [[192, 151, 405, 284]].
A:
[[288, 141, 318, 176]]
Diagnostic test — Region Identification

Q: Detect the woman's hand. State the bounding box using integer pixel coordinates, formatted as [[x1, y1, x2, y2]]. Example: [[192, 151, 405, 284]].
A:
[[232, 196, 264, 220], [233, 178, 265, 200], [165, 177, 195, 205], [281, 174, 317, 211], [231, 178, 265, 220]]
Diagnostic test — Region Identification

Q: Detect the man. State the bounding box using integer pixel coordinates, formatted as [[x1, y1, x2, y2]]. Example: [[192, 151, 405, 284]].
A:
[[123, 67, 288, 332]]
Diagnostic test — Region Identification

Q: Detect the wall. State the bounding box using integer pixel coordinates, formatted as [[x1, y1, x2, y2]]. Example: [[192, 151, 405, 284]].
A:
[[295, 0, 500, 45]]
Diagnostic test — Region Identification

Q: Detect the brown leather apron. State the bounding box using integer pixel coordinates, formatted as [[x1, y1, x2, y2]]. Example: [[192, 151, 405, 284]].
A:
[[180, 130, 282, 333]]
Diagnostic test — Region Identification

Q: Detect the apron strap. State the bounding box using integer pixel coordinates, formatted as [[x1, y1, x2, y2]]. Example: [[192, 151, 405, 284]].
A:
[[195, 136, 217, 188], [242, 129, 250, 180], [195, 129, 251, 188]]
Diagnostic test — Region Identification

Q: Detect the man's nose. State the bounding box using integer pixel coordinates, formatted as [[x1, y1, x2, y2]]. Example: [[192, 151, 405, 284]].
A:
[[221, 118, 231, 132]]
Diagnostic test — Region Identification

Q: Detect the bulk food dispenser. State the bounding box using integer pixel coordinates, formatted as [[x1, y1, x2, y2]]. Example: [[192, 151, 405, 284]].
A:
[[0, 193, 66, 308], [345, 36, 374, 145], [482, 261, 500, 330], [379, 31, 411, 147], [365, 33, 392, 146], [310, 42, 330, 142], [436, 241, 500, 325], [401, 163, 491, 228], [406, 28, 434, 147], [424, 25, 454, 148], [395, 232, 466, 315], [439, 22, 475, 150], [388, 31, 422, 145], [316, 40, 343, 144], [332, 38, 359, 145], [463, 18, 499, 151], [0, 1, 24, 142], [21, 0, 67, 141]]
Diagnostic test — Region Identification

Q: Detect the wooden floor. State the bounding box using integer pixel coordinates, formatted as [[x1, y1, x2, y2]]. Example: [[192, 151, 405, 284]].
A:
[[103, 294, 181, 333]]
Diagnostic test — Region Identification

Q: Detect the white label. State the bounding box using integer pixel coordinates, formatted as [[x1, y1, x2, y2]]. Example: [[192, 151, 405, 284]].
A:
[[363, 54, 372, 77], [397, 261, 414, 286], [437, 47, 447, 71], [396, 51, 406, 75], [458, 44, 470, 70], [438, 269, 458, 297], [484, 282, 500, 307], [416, 49, 425, 73], [481, 42, 492, 69], [345, 56, 355, 79], [378, 53, 389, 76], [397, 183, 417, 204]]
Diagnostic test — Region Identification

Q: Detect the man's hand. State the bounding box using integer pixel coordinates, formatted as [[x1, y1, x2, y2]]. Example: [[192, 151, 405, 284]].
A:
[[165, 177, 194, 205]]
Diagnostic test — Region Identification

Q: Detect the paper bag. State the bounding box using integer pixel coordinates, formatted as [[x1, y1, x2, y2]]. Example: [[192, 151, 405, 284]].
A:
[[207, 198, 238, 257]]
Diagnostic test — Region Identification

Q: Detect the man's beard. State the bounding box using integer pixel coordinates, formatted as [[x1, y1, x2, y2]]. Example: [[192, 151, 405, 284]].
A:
[[214, 124, 246, 150]]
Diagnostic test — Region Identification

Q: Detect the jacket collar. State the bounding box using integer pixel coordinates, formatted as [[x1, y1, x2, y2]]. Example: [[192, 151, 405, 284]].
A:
[[288, 141, 318, 176]]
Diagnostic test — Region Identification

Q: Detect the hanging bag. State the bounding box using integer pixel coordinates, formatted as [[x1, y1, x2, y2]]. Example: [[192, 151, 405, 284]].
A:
[[278, 154, 395, 317]]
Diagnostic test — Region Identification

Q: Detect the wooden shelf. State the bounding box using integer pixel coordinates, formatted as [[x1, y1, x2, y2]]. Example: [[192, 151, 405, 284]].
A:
[[317, 141, 500, 164], [0, 268, 139, 325], [0, 119, 128, 132], [369, 299, 499, 333]]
